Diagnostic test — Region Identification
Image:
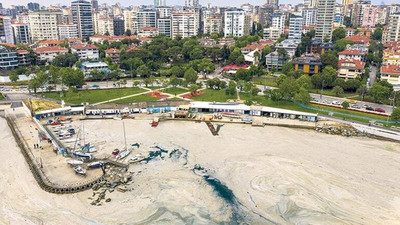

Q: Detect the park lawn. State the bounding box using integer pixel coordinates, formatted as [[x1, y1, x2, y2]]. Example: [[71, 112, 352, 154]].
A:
[[110, 94, 159, 103], [309, 88, 359, 98], [191, 89, 237, 102], [44, 87, 146, 105], [252, 77, 278, 87], [164, 87, 188, 95], [146, 86, 163, 90]]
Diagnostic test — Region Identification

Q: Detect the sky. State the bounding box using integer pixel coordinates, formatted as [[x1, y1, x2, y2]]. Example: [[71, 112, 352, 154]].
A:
[[1, 0, 398, 8]]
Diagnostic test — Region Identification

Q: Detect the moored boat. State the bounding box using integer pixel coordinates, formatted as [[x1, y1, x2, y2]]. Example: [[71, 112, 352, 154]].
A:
[[73, 166, 86, 176], [116, 148, 132, 160], [67, 159, 84, 166]]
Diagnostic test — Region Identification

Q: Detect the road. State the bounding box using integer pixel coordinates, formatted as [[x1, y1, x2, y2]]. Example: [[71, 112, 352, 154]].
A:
[[369, 65, 377, 87], [309, 93, 394, 114]]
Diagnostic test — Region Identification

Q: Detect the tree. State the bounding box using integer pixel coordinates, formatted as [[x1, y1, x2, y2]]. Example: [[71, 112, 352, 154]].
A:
[[188, 84, 199, 93], [169, 75, 181, 87], [136, 65, 151, 77], [9, 71, 19, 83], [281, 62, 293, 75], [278, 77, 299, 100], [334, 39, 354, 52], [297, 74, 312, 90], [251, 87, 260, 96], [391, 107, 400, 121], [52, 53, 78, 67], [294, 87, 311, 103], [226, 80, 237, 95], [332, 86, 344, 97], [321, 51, 338, 69], [371, 27, 383, 41], [369, 83, 391, 102], [341, 101, 350, 109], [243, 81, 253, 93], [311, 66, 337, 88], [125, 29, 132, 36], [332, 27, 346, 43], [184, 68, 198, 84]]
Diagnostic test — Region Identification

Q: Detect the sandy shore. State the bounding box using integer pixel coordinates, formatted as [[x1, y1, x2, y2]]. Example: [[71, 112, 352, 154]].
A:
[[1, 118, 400, 224]]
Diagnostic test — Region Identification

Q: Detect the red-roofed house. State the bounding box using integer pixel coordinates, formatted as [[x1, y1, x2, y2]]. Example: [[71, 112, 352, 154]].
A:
[[338, 49, 367, 61], [381, 65, 400, 90], [241, 44, 266, 54], [105, 48, 121, 63], [221, 64, 251, 74], [126, 45, 141, 52], [34, 46, 68, 62], [89, 35, 138, 44], [345, 35, 370, 45], [337, 59, 365, 80], [138, 27, 159, 38], [71, 44, 99, 60]]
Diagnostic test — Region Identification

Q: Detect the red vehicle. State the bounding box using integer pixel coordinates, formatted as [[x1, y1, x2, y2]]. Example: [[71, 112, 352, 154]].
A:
[[112, 149, 120, 156], [375, 108, 385, 113], [50, 121, 61, 126]]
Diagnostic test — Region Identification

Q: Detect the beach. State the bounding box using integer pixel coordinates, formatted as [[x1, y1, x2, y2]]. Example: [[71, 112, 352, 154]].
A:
[[1, 118, 400, 224]]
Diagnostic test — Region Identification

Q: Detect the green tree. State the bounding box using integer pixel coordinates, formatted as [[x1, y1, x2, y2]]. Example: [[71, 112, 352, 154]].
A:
[[341, 101, 350, 109], [137, 65, 151, 77], [169, 75, 181, 87], [294, 87, 311, 103], [332, 86, 344, 97], [226, 80, 237, 95], [321, 51, 338, 69], [278, 77, 299, 100], [369, 83, 391, 102], [9, 71, 19, 83], [281, 62, 293, 75], [332, 27, 346, 43], [52, 53, 78, 67], [334, 39, 354, 52], [184, 68, 198, 84], [188, 84, 200, 93], [391, 107, 400, 121], [371, 27, 383, 41], [297, 74, 312, 90]]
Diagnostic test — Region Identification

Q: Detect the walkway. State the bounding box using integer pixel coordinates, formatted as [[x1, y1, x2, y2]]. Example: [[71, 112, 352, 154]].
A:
[[92, 87, 153, 106]]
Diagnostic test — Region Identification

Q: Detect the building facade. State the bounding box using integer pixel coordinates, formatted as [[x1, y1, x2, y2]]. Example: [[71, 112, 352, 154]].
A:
[[0, 16, 14, 44], [224, 9, 246, 37], [58, 24, 79, 39], [172, 12, 198, 38], [315, 0, 335, 40], [11, 23, 29, 44], [288, 15, 303, 40], [383, 13, 400, 44], [28, 11, 60, 43], [71, 0, 94, 39]]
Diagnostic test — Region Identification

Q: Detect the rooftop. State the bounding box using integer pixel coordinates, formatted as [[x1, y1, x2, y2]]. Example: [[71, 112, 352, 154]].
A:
[[381, 65, 400, 75], [71, 43, 98, 50], [345, 35, 370, 44], [34, 46, 68, 53], [105, 48, 121, 54], [338, 49, 367, 55], [338, 59, 365, 69]]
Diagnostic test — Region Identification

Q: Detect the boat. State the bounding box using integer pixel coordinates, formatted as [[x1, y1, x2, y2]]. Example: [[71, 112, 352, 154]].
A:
[[73, 166, 86, 176], [81, 144, 97, 153], [131, 143, 140, 148], [59, 134, 72, 140], [67, 159, 84, 166], [73, 151, 92, 159], [129, 153, 145, 163], [64, 137, 80, 143], [116, 148, 132, 160], [112, 148, 120, 156], [88, 161, 104, 169]]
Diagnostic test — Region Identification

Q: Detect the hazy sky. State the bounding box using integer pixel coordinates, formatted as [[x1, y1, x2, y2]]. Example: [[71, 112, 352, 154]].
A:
[[1, 0, 397, 8]]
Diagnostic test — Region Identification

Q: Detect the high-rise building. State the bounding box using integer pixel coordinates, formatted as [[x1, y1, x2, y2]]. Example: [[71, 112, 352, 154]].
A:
[[352, 0, 372, 27], [154, 0, 166, 7], [27, 2, 40, 11], [71, 0, 94, 39], [11, 23, 30, 44], [224, 8, 245, 37], [269, 13, 285, 33], [123, 9, 138, 34], [383, 13, 400, 44], [342, 0, 353, 17], [203, 16, 222, 34], [137, 9, 157, 29], [113, 18, 125, 36], [0, 16, 14, 44], [28, 11, 60, 42], [157, 18, 171, 37], [315, 0, 335, 40], [91, 0, 98, 10], [97, 17, 114, 35], [288, 15, 303, 40], [266, 0, 279, 8], [58, 24, 79, 39], [361, 6, 377, 27], [171, 12, 198, 38], [302, 8, 317, 26], [304, 0, 318, 8], [185, 0, 199, 8], [156, 7, 172, 19]]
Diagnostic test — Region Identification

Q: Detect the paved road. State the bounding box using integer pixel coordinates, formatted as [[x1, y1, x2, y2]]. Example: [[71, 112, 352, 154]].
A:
[[310, 93, 394, 114]]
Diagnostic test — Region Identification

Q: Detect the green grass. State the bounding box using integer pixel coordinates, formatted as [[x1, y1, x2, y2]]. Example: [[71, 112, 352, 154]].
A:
[[145, 86, 164, 90], [0, 93, 5, 100], [110, 94, 159, 103], [240, 93, 394, 125], [168, 97, 184, 101], [252, 77, 278, 87], [309, 88, 359, 98], [164, 87, 188, 95], [191, 89, 237, 102], [44, 87, 146, 104]]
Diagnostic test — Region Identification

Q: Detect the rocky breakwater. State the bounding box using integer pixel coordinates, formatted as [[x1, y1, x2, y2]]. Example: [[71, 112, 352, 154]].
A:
[[316, 124, 366, 137]]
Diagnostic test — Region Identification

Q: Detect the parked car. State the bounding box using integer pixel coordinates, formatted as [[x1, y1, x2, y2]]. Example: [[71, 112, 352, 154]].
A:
[[366, 106, 374, 111], [332, 101, 341, 105], [375, 108, 386, 113], [351, 104, 361, 109]]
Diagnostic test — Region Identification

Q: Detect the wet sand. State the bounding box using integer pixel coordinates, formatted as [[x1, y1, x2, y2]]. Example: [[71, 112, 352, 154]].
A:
[[1, 118, 400, 224]]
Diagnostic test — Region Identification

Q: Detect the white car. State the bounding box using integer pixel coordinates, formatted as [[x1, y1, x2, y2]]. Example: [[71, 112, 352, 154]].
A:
[[332, 101, 341, 105]]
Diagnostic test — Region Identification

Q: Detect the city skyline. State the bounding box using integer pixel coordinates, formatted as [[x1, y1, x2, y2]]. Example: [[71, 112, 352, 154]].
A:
[[1, 0, 398, 8]]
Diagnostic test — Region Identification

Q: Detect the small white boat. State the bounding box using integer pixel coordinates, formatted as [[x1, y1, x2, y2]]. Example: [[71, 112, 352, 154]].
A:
[[73, 166, 86, 176], [73, 151, 92, 159], [67, 159, 84, 166], [116, 148, 132, 160], [88, 161, 104, 169], [64, 137, 80, 143], [129, 153, 145, 163]]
